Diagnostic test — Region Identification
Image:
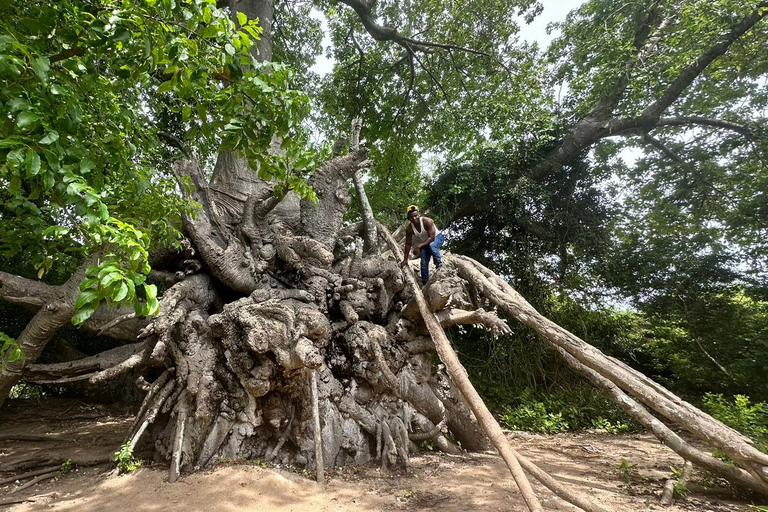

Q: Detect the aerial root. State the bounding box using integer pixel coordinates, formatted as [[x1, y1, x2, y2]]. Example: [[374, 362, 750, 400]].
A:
[[169, 391, 190, 483], [196, 415, 234, 468], [126, 375, 176, 452], [310, 369, 324, 483], [265, 407, 296, 463]]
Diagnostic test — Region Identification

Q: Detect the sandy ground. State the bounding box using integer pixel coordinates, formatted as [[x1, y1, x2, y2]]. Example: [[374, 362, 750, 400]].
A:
[[0, 399, 761, 512]]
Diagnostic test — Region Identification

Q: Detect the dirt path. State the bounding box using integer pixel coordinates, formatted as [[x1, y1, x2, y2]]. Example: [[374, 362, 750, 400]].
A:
[[0, 399, 758, 511]]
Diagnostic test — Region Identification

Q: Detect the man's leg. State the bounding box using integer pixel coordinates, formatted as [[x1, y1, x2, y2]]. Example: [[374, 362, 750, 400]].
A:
[[420, 247, 430, 285], [430, 233, 445, 269]]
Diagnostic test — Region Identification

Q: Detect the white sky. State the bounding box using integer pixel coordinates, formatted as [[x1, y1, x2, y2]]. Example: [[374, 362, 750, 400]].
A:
[[517, 0, 585, 48]]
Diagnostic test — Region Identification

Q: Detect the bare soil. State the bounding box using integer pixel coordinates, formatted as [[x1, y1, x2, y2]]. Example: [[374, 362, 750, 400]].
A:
[[0, 399, 760, 511]]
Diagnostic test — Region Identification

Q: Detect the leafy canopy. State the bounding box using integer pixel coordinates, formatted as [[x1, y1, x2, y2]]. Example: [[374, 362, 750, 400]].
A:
[[0, 0, 316, 325]]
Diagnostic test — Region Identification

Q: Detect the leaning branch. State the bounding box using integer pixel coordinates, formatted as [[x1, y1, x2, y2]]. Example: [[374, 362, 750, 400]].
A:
[[0, 271, 58, 309], [350, 118, 379, 253], [0, 256, 98, 407], [452, 255, 768, 490], [379, 223, 613, 512]]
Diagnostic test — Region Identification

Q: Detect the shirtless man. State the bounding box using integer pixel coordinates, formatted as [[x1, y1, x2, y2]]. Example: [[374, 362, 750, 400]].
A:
[[400, 205, 445, 285]]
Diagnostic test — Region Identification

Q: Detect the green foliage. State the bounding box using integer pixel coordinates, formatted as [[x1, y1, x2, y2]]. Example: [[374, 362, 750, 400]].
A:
[[494, 387, 637, 435], [60, 459, 74, 474], [318, 0, 548, 156], [499, 400, 570, 434], [8, 382, 43, 399], [114, 442, 142, 474], [702, 394, 768, 453], [0, 332, 23, 371], [1, 0, 316, 324], [619, 291, 768, 401], [428, 139, 612, 301], [670, 465, 690, 498], [618, 458, 634, 484], [452, 294, 643, 433], [590, 417, 632, 434]]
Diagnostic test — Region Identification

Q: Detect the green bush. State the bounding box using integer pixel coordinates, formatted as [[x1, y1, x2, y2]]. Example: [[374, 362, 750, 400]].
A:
[[114, 443, 142, 474], [500, 400, 570, 434], [496, 388, 637, 434], [702, 393, 768, 453]]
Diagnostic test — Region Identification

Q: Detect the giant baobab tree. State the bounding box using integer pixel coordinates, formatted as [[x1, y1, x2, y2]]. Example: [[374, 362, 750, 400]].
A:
[[2, 0, 768, 510]]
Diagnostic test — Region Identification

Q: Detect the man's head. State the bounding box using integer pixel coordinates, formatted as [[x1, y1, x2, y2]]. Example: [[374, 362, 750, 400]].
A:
[[407, 205, 420, 224]]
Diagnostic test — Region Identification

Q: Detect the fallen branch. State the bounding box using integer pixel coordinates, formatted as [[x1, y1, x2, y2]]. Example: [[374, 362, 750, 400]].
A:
[[378, 221, 545, 512], [9, 470, 58, 493], [0, 465, 61, 486], [452, 254, 768, 495], [661, 460, 692, 505]]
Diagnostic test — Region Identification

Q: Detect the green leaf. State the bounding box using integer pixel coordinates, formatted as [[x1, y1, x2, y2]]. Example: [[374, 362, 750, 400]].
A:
[[7, 148, 25, 165], [72, 300, 99, 325], [237, 12, 247, 26], [80, 158, 96, 174], [101, 271, 122, 287], [7, 97, 29, 112], [157, 80, 174, 93], [112, 281, 129, 302], [25, 150, 41, 176], [39, 131, 60, 145], [9, 175, 21, 193], [31, 56, 50, 82], [16, 111, 40, 130], [143, 283, 159, 316], [113, 26, 131, 42], [74, 289, 99, 310], [7, 347, 23, 363]]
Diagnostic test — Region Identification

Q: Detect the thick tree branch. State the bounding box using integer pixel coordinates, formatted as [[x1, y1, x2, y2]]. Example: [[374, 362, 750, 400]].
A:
[[158, 131, 193, 158], [587, 1, 669, 120], [350, 118, 379, 253], [641, 1, 768, 119], [0, 256, 98, 407], [0, 270, 148, 341], [0, 272, 59, 309], [337, 0, 492, 57], [606, 115, 757, 140], [533, 2, 768, 180], [654, 116, 755, 139]]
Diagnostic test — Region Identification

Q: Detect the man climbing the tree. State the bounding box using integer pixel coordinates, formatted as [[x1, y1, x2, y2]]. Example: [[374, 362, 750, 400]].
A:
[[401, 205, 445, 285]]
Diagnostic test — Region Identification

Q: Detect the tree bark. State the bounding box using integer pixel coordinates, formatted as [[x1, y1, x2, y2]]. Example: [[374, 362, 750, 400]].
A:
[[0, 257, 95, 408]]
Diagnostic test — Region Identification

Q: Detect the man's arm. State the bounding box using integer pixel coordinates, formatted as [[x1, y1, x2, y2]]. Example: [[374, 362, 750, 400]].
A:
[[401, 228, 413, 267]]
